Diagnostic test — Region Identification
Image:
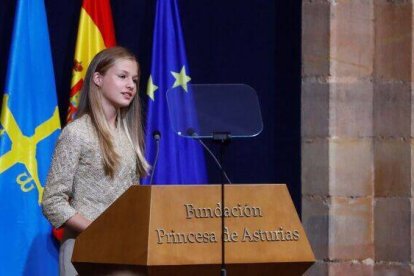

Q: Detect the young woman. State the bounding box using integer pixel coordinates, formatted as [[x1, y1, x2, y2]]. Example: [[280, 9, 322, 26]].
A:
[[42, 46, 149, 275]]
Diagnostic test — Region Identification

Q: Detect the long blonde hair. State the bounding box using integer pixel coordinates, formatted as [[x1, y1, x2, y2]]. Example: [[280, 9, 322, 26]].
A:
[[77, 46, 149, 178]]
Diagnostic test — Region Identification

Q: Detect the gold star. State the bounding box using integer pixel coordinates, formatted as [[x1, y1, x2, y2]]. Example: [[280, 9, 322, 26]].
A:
[[146, 75, 158, 101], [171, 66, 191, 92]]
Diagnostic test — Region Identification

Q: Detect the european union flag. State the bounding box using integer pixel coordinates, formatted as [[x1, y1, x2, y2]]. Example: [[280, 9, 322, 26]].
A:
[[0, 0, 61, 275], [144, 0, 207, 184]]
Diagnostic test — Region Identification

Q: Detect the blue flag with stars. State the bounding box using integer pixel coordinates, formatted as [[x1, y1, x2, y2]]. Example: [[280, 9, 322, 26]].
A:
[[0, 0, 60, 274], [144, 0, 207, 184]]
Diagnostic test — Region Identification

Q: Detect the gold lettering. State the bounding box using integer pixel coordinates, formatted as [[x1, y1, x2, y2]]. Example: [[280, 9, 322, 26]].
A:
[[242, 227, 254, 242], [231, 206, 239, 217], [184, 204, 195, 219], [285, 230, 293, 241], [155, 228, 217, 244], [184, 202, 263, 218], [293, 230, 300, 240], [241, 227, 301, 242], [187, 232, 196, 243], [223, 227, 238, 242], [277, 227, 286, 241], [156, 229, 166, 244]]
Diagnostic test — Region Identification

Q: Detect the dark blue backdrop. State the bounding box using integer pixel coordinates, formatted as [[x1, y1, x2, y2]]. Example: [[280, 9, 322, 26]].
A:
[[0, 0, 301, 212]]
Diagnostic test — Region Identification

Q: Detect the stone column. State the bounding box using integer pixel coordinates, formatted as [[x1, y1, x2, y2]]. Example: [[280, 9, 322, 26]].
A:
[[302, 0, 414, 274], [302, 0, 375, 274], [373, 1, 413, 274]]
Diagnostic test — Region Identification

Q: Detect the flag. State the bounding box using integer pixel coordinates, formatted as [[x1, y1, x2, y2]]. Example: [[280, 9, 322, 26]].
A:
[[67, 0, 116, 122], [51, 0, 117, 241], [0, 0, 61, 274], [144, 0, 207, 184]]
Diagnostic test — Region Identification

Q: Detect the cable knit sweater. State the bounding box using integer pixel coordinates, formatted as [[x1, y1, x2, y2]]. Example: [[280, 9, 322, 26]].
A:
[[42, 115, 139, 228]]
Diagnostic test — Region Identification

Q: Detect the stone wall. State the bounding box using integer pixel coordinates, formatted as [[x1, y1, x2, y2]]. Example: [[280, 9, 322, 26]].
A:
[[302, 0, 413, 274]]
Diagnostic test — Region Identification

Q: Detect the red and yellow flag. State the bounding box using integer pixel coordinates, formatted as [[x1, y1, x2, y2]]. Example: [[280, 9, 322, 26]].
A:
[[67, 0, 116, 122], [53, 0, 116, 241]]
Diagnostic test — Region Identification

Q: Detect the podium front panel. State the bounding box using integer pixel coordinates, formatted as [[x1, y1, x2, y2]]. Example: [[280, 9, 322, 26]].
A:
[[72, 184, 314, 274], [146, 184, 314, 266]]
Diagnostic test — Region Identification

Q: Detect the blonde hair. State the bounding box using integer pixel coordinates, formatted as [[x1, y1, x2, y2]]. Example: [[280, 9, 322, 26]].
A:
[[77, 46, 149, 178]]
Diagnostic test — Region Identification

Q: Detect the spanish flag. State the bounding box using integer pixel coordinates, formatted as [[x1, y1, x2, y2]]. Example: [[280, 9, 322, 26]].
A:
[[67, 0, 116, 122], [53, 0, 116, 241]]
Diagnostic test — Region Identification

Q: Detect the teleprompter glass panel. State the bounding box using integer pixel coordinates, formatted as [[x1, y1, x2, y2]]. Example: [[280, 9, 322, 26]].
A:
[[166, 84, 263, 139]]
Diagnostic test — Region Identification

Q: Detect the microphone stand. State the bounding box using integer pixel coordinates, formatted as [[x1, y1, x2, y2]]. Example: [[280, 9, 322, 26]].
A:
[[149, 131, 161, 185], [213, 132, 231, 276]]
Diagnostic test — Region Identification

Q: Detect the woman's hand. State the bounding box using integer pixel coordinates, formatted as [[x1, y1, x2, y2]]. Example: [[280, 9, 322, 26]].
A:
[[64, 213, 92, 233]]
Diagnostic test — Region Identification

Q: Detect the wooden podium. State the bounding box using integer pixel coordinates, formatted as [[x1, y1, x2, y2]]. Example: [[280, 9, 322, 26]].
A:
[[72, 184, 315, 275]]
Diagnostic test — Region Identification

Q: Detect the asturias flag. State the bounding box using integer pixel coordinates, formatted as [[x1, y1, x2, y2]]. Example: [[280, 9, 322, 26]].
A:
[[0, 0, 61, 274], [67, 0, 116, 122], [144, 0, 207, 184]]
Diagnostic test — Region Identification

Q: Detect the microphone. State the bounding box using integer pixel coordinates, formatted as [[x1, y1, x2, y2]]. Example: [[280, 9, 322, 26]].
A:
[[186, 128, 232, 184], [153, 130, 161, 141], [149, 130, 161, 185], [186, 128, 196, 136]]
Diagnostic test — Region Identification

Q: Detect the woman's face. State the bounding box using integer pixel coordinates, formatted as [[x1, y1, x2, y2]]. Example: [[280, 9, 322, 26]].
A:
[[95, 58, 139, 110]]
